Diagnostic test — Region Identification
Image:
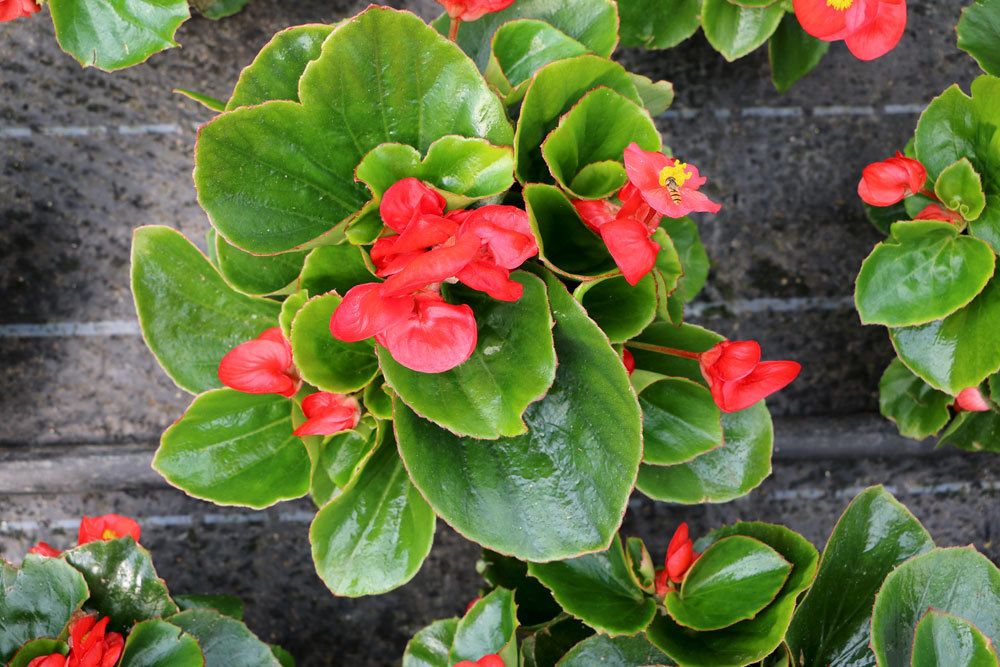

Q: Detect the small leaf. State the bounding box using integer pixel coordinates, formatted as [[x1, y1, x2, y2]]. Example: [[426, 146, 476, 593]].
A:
[[227, 25, 335, 109], [556, 634, 673, 667], [279, 291, 310, 339], [958, 0, 1000, 76], [639, 376, 723, 466], [291, 293, 379, 393], [215, 235, 305, 296], [192, 0, 251, 20], [169, 610, 280, 667], [363, 379, 394, 420], [298, 244, 375, 297], [865, 201, 908, 236], [403, 618, 458, 667], [523, 183, 616, 278], [174, 594, 245, 621], [661, 216, 709, 303], [270, 645, 296, 667], [878, 358, 953, 440], [575, 274, 658, 343], [449, 588, 518, 665], [651, 229, 684, 320], [935, 157, 988, 221], [174, 88, 226, 112], [626, 537, 657, 593], [768, 14, 829, 92], [912, 610, 1000, 667], [701, 0, 784, 61], [487, 20, 589, 99], [938, 409, 1000, 453], [119, 619, 204, 667], [628, 73, 675, 116], [617, 0, 702, 49], [309, 424, 380, 507]]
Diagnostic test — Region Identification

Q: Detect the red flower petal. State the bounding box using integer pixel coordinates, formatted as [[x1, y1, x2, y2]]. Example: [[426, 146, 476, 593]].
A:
[[858, 153, 926, 206], [459, 205, 538, 269], [379, 293, 478, 373], [792, 0, 878, 41], [915, 203, 963, 224], [28, 541, 61, 557], [218, 328, 298, 397], [380, 233, 482, 297], [78, 514, 141, 545], [390, 214, 461, 255], [439, 0, 515, 21], [701, 340, 762, 382], [666, 540, 694, 583], [330, 283, 415, 342], [379, 178, 445, 233], [456, 260, 524, 301], [0, 0, 40, 21], [622, 348, 636, 375], [572, 199, 618, 233], [710, 360, 802, 413], [293, 392, 361, 436], [667, 522, 690, 558], [599, 217, 660, 285], [955, 387, 991, 412], [844, 0, 906, 61], [624, 142, 671, 191], [27, 656, 67, 667]]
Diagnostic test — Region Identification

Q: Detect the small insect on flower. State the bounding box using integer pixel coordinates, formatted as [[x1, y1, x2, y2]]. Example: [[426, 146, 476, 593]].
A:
[[623, 143, 721, 220]]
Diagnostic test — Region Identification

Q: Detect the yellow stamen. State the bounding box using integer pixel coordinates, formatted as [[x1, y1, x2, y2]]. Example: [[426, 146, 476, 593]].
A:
[[658, 162, 693, 188], [102, 529, 118, 540], [826, 0, 853, 10]]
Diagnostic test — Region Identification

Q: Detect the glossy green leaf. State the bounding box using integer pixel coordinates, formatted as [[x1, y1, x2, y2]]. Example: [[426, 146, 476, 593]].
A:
[[196, 8, 512, 254], [155, 390, 310, 509], [356, 136, 515, 209], [528, 536, 657, 636], [938, 409, 1000, 452], [174, 594, 244, 621], [48, 0, 189, 72], [0, 557, 88, 663], [486, 20, 589, 103], [310, 433, 435, 596], [665, 536, 791, 631], [651, 229, 684, 320], [891, 276, 1000, 394], [363, 379, 394, 420], [64, 538, 178, 632], [701, 0, 784, 61], [557, 634, 673, 667], [855, 220, 995, 327], [628, 73, 675, 116], [403, 618, 458, 667], [175, 88, 226, 112], [227, 25, 334, 109], [479, 551, 562, 626], [629, 322, 723, 383], [661, 217, 709, 303], [520, 616, 593, 667], [298, 244, 375, 297], [618, 0, 701, 49], [192, 0, 250, 19], [872, 547, 1000, 665], [8, 639, 68, 667], [523, 183, 616, 278], [119, 619, 204, 667], [958, 0, 1000, 76], [912, 610, 1000, 667], [515, 55, 640, 184], [395, 270, 642, 561], [215, 235, 305, 296], [169, 610, 279, 667], [878, 358, 952, 440], [270, 645, 295, 667], [639, 376, 723, 466], [290, 293, 379, 393], [936, 158, 988, 221], [279, 291, 309, 339], [309, 424, 379, 507], [626, 537, 657, 594], [450, 588, 518, 665], [865, 201, 908, 236], [542, 87, 661, 199], [132, 226, 281, 394], [636, 401, 773, 504], [768, 13, 829, 92], [786, 486, 934, 667], [575, 274, 657, 343], [379, 273, 556, 439]]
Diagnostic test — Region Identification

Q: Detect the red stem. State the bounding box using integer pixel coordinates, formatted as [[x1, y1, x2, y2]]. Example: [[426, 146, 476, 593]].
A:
[[625, 341, 701, 360], [448, 17, 461, 41]]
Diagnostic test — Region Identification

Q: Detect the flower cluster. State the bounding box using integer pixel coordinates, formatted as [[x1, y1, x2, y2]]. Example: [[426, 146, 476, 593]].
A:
[[654, 523, 700, 596], [330, 178, 538, 373], [0, 0, 38, 22], [29, 513, 141, 558], [794, 0, 907, 61], [28, 615, 124, 667]]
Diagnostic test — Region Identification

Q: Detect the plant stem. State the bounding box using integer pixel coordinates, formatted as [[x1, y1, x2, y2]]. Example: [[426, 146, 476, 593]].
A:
[[448, 18, 461, 41], [624, 341, 701, 360]]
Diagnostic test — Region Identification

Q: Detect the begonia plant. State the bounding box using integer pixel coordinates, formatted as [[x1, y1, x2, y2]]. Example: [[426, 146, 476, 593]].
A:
[[131, 1, 801, 599], [404, 486, 1000, 667], [0, 514, 293, 667]]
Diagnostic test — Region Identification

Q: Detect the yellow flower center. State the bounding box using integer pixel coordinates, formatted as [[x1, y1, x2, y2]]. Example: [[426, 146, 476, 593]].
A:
[[658, 162, 692, 188], [102, 529, 119, 540], [826, 0, 853, 10]]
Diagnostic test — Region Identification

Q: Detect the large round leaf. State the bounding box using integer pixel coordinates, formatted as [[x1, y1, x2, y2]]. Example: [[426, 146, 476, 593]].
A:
[[0, 557, 88, 662], [871, 547, 1000, 665], [310, 433, 435, 596], [855, 220, 995, 327], [639, 376, 723, 466], [449, 588, 519, 665], [528, 536, 657, 636], [290, 293, 379, 393], [131, 226, 281, 394], [878, 358, 953, 440], [395, 270, 642, 561], [227, 25, 335, 109], [119, 620, 204, 667], [912, 610, 1000, 667], [486, 20, 590, 103], [556, 634, 673, 667], [403, 618, 459, 667], [574, 275, 657, 343], [701, 0, 784, 61], [168, 610, 279, 667], [195, 7, 512, 254], [379, 273, 556, 440], [935, 158, 988, 221], [155, 390, 310, 509], [618, 0, 701, 49], [958, 0, 1000, 77]]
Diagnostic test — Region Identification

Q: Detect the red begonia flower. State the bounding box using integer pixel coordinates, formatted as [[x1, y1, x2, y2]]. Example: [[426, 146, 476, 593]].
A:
[[915, 203, 963, 224], [438, 0, 514, 21], [376, 292, 478, 373], [0, 0, 39, 22], [218, 327, 300, 397], [459, 206, 537, 269], [622, 349, 636, 375], [27, 656, 66, 667], [793, 0, 905, 60], [572, 186, 663, 286], [294, 392, 361, 436], [700, 340, 801, 412], [330, 283, 415, 343], [78, 514, 141, 546], [954, 387, 991, 412], [623, 143, 721, 219], [380, 177, 446, 233], [66, 615, 124, 667], [28, 541, 61, 557], [455, 258, 523, 301], [453, 656, 506, 667], [857, 152, 926, 207], [380, 233, 483, 297], [654, 523, 700, 596]]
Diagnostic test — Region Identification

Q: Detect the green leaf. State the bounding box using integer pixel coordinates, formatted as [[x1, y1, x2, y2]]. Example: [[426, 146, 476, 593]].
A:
[[363, 379, 394, 420], [0, 557, 88, 663], [175, 88, 226, 112], [215, 234, 305, 296], [131, 226, 281, 394], [520, 616, 593, 667], [528, 536, 657, 636], [938, 409, 1000, 452], [403, 618, 458, 667], [912, 610, 1000, 667], [523, 183, 616, 278], [618, 0, 701, 49], [298, 244, 375, 297], [660, 217, 709, 303], [855, 220, 995, 327], [395, 269, 642, 561], [574, 274, 658, 343], [8, 639, 68, 667], [865, 201, 908, 236], [174, 594, 244, 621], [356, 136, 515, 209], [155, 390, 310, 509], [486, 20, 590, 103], [878, 358, 952, 440], [936, 158, 988, 221], [279, 291, 309, 339], [665, 536, 791, 631], [891, 275, 1000, 394], [701, 0, 784, 61], [557, 634, 673, 667], [450, 588, 518, 665], [958, 0, 1000, 76], [270, 645, 295, 667], [479, 551, 562, 626], [628, 73, 675, 116], [542, 87, 661, 199], [192, 0, 250, 20], [227, 25, 335, 109], [310, 432, 435, 596], [768, 13, 829, 92], [196, 7, 512, 254], [872, 547, 1000, 665], [64, 538, 178, 632], [629, 322, 724, 383], [636, 401, 773, 504], [309, 424, 380, 507], [626, 537, 657, 594], [379, 272, 556, 439], [169, 610, 279, 667], [639, 376, 723, 466], [651, 229, 684, 320], [48, 0, 189, 72], [119, 619, 204, 667], [290, 293, 379, 393], [515, 55, 640, 184], [786, 486, 934, 667], [346, 202, 385, 246]]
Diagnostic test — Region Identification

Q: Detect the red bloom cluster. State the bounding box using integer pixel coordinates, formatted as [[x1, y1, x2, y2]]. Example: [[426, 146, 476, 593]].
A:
[[954, 387, 990, 412], [857, 152, 926, 207], [28, 615, 124, 667], [655, 523, 700, 596], [794, 0, 906, 61], [573, 143, 720, 286], [0, 0, 39, 22], [29, 514, 141, 558], [453, 655, 505, 667], [700, 341, 801, 413], [295, 391, 360, 436], [331, 178, 537, 373]]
